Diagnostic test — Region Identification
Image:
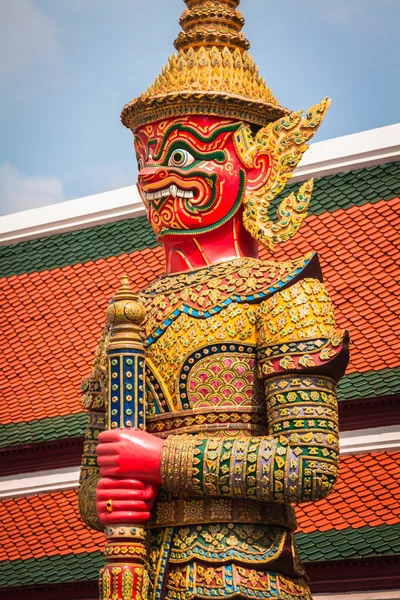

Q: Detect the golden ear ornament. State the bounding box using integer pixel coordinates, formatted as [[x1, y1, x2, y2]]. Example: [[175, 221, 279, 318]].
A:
[[234, 97, 331, 250]]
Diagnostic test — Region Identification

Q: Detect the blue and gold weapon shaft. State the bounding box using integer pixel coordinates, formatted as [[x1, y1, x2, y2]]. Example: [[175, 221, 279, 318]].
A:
[[100, 276, 148, 600]]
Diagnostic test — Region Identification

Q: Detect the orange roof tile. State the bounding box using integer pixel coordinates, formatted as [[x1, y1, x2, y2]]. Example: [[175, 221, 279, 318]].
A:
[[0, 246, 165, 425], [296, 451, 400, 533], [0, 490, 104, 562]]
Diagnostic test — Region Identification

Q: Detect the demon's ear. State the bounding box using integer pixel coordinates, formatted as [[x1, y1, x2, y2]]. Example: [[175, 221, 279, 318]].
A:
[[233, 123, 271, 192], [234, 98, 331, 251]]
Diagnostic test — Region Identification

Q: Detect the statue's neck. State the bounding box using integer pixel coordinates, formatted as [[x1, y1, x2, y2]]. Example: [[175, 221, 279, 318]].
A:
[[161, 215, 258, 274]]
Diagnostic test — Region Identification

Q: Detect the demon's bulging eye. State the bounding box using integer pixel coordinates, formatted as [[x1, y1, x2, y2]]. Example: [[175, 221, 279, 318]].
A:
[[168, 149, 195, 168], [137, 157, 144, 171]]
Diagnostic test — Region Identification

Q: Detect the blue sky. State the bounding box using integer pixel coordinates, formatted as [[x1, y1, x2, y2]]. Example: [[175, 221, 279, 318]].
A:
[[0, 0, 399, 216]]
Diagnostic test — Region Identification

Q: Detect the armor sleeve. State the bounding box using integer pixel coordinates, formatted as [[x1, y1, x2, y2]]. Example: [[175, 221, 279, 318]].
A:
[[160, 277, 349, 505], [78, 325, 109, 531], [78, 410, 105, 531]]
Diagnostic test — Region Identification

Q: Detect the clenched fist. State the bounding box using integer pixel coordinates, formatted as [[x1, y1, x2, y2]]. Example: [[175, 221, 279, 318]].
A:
[[96, 428, 165, 483], [96, 478, 158, 525]]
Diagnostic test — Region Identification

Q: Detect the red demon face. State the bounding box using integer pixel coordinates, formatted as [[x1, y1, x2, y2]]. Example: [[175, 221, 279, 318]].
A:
[[135, 115, 270, 240]]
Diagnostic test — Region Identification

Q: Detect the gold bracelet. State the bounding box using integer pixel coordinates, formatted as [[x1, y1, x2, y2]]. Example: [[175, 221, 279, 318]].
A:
[[173, 435, 183, 492], [160, 438, 170, 485], [179, 435, 190, 492], [186, 435, 197, 495], [161, 435, 178, 491], [171, 435, 180, 492]]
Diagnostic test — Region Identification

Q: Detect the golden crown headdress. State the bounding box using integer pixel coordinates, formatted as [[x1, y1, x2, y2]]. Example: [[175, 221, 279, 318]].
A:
[[121, 0, 289, 131], [121, 0, 330, 251]]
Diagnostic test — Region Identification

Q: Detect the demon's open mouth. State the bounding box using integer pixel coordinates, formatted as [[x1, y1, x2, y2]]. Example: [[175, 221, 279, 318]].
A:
[[142, 184, 195, 201]]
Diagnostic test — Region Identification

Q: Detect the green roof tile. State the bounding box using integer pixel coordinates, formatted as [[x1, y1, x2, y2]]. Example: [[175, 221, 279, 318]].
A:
[[1, 524, 400, 587], [0, 413, 87, 449], [296, 523, 400, 562], [0, 162, 398, 278], [270, 161, 399, 218], [0, 552, 102, 588], [338, 367, 400, 401], [0, 215, 159, 278]]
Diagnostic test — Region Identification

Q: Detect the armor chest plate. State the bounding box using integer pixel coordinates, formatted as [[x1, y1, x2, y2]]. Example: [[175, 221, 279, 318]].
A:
[[146, 343, 267, 438], [139, 256, 312, 437]]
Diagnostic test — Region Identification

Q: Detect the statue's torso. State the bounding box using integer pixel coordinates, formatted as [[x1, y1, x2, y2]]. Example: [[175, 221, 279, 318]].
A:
[[140, 255, 313, 436], [139, 257, 314, 599], [80, 255, 319, 599]]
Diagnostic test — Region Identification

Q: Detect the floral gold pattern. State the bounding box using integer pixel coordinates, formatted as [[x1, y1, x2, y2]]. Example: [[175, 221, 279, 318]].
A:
[[235, 98, 331, 250]]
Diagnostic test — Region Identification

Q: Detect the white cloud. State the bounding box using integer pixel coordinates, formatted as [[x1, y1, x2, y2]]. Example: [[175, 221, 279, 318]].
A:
[[0, 0, 61, 90], [0, 163, 65, 215]]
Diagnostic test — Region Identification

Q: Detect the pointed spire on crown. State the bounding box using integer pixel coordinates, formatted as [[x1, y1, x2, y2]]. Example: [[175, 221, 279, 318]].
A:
[[174, 0, 250, 52], [121, 0, 290, 132]]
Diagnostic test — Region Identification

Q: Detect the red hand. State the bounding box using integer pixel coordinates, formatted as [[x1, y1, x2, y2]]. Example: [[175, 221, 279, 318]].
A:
[[96, 478, 158, 525], [97, 428, 165, 484]]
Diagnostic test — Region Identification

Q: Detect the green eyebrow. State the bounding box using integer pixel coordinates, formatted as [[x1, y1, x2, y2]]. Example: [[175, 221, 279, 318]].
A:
[[150, 122, 241, 161], [163, 141, 226, 166]]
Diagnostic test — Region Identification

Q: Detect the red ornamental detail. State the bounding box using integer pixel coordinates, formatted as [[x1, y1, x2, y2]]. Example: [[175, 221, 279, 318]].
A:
[[188, 354, 264, 408], [100, 563, 147, 600]]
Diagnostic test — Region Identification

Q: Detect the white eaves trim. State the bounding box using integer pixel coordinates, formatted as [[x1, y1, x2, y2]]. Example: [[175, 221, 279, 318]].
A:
[[0, 123, 399, 247], [290, 122, 400, 182], [0, 466, 80, 500], [339, 425, 400, 455], [1, 425, 399, 499], [0, 184, 145, 247]]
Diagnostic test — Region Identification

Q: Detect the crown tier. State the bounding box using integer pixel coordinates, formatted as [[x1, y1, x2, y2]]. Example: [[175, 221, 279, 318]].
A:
[[175, 0, 250, 52], [121, 0, 289, 132]]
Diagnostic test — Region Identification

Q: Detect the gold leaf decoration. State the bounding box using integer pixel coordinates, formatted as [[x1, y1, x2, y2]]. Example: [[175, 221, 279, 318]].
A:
[[280, 356, 296, 370], [331, 329, 345, 347], [236, 98, 331, 250], [122, 569, 134, 600], [101, 569, 111, 600], [121, 46, 287, 131], [299, 354, 317, 368], [320, 347, 337, 361]]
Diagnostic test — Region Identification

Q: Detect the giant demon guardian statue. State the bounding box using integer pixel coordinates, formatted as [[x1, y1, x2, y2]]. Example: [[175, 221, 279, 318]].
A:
[[79, 2, 349, 599]]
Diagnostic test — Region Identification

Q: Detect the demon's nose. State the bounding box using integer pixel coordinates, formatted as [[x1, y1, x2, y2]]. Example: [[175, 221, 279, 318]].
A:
[[138, 166, 171, 184], [138, 166, 158, 183]]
